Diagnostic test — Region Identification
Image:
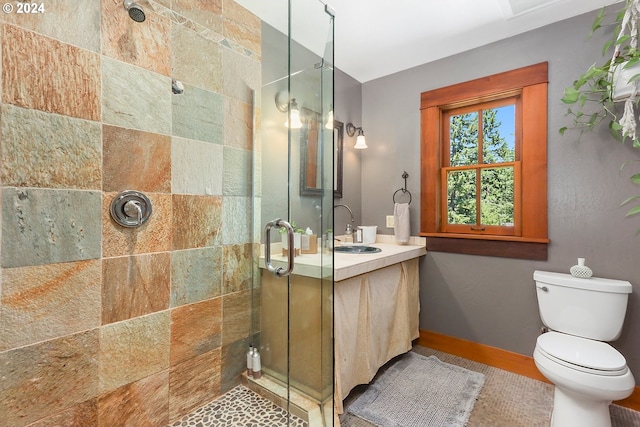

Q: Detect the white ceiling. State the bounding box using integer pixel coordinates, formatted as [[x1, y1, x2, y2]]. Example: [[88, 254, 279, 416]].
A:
[[237, 0, 621, 83]]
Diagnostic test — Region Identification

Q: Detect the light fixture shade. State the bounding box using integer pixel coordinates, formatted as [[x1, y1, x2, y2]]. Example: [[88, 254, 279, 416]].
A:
[[354, 134, 367, 149], [286, 107, 303, 129], [325, 109, 334, 129]]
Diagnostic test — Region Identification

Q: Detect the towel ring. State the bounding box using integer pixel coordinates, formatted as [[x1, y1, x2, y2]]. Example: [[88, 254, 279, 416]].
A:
[[392, 171, 412, 205], [393, 188, 412, 205]]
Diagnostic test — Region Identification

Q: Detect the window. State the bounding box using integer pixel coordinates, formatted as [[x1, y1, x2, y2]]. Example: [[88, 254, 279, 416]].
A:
[[420, 63, 549, 260]]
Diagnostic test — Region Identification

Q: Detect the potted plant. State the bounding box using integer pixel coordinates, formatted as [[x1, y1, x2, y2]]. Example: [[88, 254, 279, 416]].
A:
[[561, 0, 640, 145], [561, 0, 640, 221], [280, 221, 303, 256]]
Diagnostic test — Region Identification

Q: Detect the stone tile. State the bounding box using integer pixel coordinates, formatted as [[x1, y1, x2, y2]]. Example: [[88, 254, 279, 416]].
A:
[[103, 125, 171, 193], [222, 196, 252, 244], [171, 0, 223, 33], [221, 336, 253, 393], [102, 252, 171, 325], [0, 104, 101, 190], [0, 260, 101, 351], [222, 48, 261, 104], [171, 24, 222, 93], [222, 289, 251, 346], [170, 297, 222, 365], [0, 0, 100, 52], [171, 136, 223, 196], [1, 188, 101, 268], [101, 0, 171, 76], [2, 24, 100, 121], [171, 194, 222, 250], [172, 83, 223, 144], [99, 311, 170, 394], [0, 330, 99, 426], [223, 147, 252, 196], [223, 243, 252, 295], [171, 247, 222, 307], [102, 57, 172, 135], [169, 348, 221, 421], [224, 96, 253, 150], [222, 0, 261, 57], [26, 399, 98, 427], [97, 370, 169, 427], [102, 192, 172, 257]]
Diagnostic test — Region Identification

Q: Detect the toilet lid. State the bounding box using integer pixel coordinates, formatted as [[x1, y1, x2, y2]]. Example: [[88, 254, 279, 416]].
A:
[[537, 332, 627, 372]]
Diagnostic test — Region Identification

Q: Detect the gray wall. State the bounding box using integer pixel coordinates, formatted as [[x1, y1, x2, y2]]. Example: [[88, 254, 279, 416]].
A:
[[355, 8, 640, 383], [334, 68, 363, 232]]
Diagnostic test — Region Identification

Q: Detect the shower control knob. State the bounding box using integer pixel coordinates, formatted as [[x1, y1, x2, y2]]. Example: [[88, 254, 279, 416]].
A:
[[110, 190, 152, 228]]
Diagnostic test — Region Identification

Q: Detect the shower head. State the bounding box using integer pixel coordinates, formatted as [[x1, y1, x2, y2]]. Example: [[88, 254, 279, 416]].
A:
[[123, 0, 145, 22]]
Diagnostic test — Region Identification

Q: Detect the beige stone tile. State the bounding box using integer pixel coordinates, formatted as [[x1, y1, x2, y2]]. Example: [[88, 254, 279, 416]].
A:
[[171, 137, 223, 196], [99, 311, 170, 394], [222, 289, 251, 346], [171, 0, 223, 33], [101, 57, 172, 135], [101, 0, 171, 76], [0, 105, 101, 190], [169, 348, 221, 422], [102, 192, 172, 257], [171, 247, 222, 307], [170, 297, 222, 365], [0, 260, 101, 351], [171, 23, 222, 93], [0, 330, 99, 426], [102, 252, 171, 325], [97, 370, 169, 427], [0, 0, 101, 52], [223, 96, 253, 150], [222, 47, 261, 104], [103, 125, 171, 193], [223, 243, 252, 295], [222, 0, 261, 57], [26, 399, 98, 427], [171, 194, 222, 250], [2, 25, 100, 121]]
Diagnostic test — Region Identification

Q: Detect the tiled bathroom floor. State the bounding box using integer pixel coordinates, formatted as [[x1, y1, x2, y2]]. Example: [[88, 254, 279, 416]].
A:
[[169, 345, 640, 427]]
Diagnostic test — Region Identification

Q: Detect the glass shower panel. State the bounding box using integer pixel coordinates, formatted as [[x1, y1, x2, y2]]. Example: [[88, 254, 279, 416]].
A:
[[250, 0, 334, 425]]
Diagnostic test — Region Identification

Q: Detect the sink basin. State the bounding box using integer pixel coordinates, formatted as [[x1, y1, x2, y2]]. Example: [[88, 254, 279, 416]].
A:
[[334, 245, 381, 254]]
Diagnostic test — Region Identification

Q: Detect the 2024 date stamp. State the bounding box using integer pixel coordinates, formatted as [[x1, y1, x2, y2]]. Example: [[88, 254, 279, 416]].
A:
[[2, 2, 46, 14]]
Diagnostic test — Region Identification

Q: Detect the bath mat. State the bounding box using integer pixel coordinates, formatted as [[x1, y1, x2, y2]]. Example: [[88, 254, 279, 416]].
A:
[[347, 352, 485, 427]]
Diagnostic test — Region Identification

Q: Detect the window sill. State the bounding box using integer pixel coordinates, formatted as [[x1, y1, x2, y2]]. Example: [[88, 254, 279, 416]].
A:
[[420, 233, 549, 260]]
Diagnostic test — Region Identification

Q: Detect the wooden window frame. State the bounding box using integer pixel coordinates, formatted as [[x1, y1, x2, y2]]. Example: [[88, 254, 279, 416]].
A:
[[420, 62, 549, 260]]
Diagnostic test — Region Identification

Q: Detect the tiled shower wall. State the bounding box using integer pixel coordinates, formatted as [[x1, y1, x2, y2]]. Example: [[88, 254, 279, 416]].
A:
[[0, 0, 261, 425]]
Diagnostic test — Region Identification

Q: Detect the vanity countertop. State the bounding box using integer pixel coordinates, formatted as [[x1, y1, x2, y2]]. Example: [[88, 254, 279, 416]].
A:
[[259, 235, 426, 281]]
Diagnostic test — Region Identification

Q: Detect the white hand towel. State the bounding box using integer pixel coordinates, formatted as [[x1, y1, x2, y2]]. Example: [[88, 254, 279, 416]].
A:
[[394, 203, 410, 244]]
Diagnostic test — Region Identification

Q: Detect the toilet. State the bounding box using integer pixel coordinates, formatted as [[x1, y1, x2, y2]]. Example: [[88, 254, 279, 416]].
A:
[[533, 270, 635, 427]]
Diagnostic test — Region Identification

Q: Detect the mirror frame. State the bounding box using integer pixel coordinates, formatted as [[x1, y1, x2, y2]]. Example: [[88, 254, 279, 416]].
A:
[[300, 111, 344, 198]]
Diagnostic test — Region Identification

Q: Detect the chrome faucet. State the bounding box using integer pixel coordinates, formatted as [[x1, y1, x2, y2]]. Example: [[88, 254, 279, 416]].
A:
[[334, 204, 355, 238]]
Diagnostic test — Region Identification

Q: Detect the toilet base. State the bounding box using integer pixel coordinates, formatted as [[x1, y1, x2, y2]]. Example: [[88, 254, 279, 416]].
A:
[[550, 386, 612, 427]]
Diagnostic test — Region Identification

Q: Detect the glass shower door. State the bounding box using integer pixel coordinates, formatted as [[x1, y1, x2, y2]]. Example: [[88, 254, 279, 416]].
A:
[[251, 0, 334, 425]]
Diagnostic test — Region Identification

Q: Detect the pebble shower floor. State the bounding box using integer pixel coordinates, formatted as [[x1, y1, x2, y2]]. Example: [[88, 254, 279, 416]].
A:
[[168, 385, 308, 427]]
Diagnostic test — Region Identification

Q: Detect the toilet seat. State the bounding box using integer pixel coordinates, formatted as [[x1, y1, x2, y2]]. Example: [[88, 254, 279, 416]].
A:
[[536, 332, 628, 376]]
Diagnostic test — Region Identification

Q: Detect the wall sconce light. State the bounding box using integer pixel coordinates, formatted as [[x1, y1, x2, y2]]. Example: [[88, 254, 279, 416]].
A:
[[325, 105, 334, 129], [275, 91, 303, 129], [346, 122, 367, 149]]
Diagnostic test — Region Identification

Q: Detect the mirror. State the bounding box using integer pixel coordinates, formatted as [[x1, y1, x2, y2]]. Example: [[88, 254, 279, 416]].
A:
[[300, 110, 343, 197]]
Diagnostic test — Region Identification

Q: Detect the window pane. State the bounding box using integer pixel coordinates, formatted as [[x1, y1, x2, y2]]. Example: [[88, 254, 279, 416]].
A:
[[447, 169, 476, 224], [449, 112, 478, 166], [482, 105, 515, 164], [480, 167, 514, 226]]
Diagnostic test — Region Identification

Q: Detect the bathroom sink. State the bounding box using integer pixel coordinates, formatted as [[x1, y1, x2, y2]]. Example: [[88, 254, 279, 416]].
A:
[[334, 245, 381, 254]]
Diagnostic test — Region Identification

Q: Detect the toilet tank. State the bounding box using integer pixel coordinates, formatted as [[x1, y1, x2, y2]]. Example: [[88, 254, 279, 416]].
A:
[[534, 270, 632, 341]]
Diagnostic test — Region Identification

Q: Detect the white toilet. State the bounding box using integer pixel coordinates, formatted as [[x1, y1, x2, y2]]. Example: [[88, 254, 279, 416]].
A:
[[533, 270, 635, 427]]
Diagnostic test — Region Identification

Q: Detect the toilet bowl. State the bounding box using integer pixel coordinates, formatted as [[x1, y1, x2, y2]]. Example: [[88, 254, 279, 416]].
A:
[[533, 271, 635, 427], [534, 333, 635, 427]]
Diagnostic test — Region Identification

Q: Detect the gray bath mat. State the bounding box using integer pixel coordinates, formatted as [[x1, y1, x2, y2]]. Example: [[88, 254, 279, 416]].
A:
[[347, 352, 485, 427]]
